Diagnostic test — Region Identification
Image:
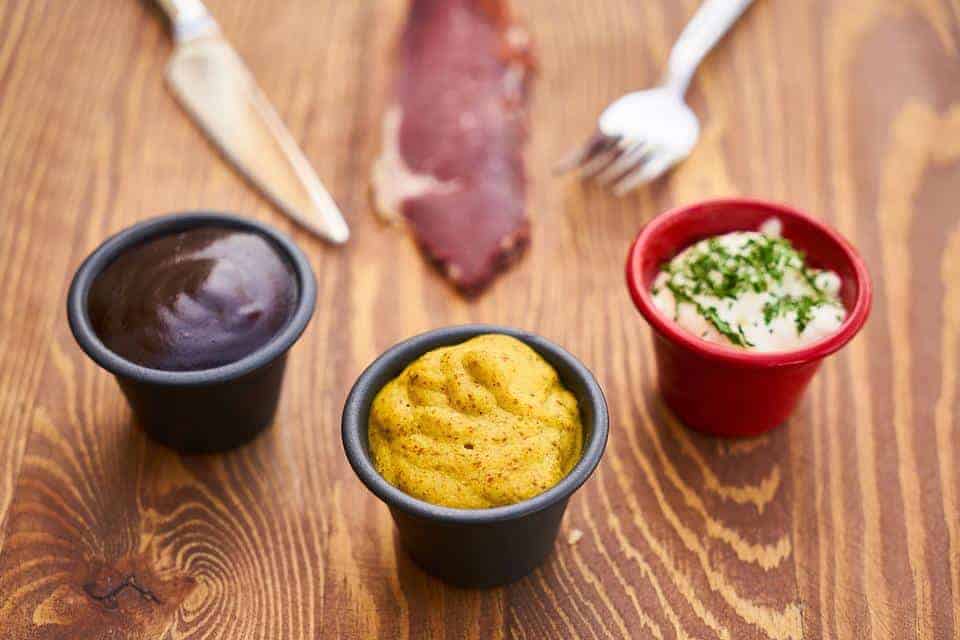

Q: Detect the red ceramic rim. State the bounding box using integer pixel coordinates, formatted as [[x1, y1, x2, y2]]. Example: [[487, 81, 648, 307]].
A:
[[626, 198, 873, 368]]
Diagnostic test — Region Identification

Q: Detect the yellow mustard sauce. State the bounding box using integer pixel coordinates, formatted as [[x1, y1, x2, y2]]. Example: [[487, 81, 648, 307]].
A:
[[368, 334, 584, 509]]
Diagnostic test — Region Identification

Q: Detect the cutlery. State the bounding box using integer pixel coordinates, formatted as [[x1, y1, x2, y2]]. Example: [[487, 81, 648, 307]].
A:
[[155, 0, 350, 243], [557, 0, 754, 195]]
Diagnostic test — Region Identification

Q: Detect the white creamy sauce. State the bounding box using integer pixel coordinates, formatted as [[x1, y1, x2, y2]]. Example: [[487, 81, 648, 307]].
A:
[[651, 219, 846, 352]]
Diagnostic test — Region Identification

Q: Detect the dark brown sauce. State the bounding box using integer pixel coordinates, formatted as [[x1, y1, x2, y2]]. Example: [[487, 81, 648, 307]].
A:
[[88, 227, 297, 371]]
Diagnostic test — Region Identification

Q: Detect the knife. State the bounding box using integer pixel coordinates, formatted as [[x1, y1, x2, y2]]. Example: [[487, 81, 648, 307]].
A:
[[155, 0, 350, 244]]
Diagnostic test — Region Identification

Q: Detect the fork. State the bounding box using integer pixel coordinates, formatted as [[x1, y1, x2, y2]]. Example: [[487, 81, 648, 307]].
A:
[[557, 0, 754, 195]]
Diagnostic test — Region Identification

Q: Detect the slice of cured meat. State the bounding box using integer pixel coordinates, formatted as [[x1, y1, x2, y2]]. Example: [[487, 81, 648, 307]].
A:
[[372, 0, 534, 296]]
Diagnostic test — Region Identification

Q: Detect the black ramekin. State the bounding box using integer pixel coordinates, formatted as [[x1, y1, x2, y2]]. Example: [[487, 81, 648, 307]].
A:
[[67, 212, 317, 453], [342, 324, 609, 588]]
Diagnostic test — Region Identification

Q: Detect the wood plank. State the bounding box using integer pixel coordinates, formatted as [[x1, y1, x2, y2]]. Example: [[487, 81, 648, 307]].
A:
[[0, 0, 957, 637]]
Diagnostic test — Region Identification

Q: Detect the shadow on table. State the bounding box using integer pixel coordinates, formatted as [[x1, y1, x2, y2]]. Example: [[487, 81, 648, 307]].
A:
[[643, 386, 792, 484], [391, 532, 514, 633]]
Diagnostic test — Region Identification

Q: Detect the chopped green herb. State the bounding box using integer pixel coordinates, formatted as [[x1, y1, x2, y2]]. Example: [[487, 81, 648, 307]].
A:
[[654, 230, 843, 347]]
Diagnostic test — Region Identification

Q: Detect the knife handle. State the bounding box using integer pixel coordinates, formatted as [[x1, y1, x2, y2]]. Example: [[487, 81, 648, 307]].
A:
[[155, 0, 218, 42]]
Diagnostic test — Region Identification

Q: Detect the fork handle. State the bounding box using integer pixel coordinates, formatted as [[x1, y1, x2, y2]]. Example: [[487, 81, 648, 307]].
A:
[[154, 0, 218, 42], [664, 0, 754, 95]]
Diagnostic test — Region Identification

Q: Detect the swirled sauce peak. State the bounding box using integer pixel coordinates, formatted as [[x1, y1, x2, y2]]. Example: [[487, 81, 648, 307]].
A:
[[88, 227, 297, 371], [368, 334, 584, 509]]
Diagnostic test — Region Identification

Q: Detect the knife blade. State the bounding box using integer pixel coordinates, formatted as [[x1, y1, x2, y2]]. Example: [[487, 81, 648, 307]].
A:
[[155, 0, 349, 244]]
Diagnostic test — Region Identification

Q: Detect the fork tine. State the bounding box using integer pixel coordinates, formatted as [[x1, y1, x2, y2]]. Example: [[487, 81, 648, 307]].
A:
[[580, 148, 619, 178], [553, 131, 617, 174], [596, 142, 650, 185], [578, 136, 622, 177], [580, 136, 626, 180], [612, 153, 675, 196]]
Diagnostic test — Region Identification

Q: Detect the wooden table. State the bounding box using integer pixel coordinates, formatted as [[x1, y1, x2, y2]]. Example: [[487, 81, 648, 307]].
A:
[[1, 1, 958, 638]]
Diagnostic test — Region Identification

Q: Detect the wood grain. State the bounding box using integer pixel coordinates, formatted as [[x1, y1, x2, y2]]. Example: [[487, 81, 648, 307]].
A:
[[0, 0, 958, 638]]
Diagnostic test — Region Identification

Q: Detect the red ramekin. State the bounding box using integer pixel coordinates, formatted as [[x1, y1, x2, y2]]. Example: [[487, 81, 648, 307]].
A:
[[626, 198, 872, 437]]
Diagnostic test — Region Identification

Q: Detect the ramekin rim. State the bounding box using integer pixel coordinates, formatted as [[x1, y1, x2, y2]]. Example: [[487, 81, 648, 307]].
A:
[[341, 324, 610, 525], [66, 211, 318, 386], [625, 197, 873, 367]]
